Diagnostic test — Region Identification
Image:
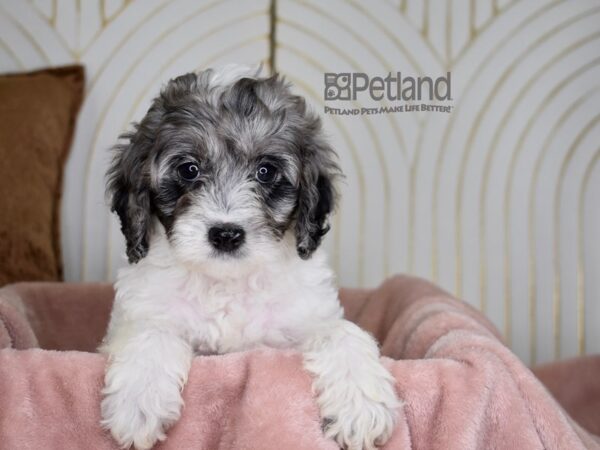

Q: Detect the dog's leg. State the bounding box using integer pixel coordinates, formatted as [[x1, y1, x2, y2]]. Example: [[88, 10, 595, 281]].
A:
[[100, 324, 192, 450], [302, 319, 400, 450]]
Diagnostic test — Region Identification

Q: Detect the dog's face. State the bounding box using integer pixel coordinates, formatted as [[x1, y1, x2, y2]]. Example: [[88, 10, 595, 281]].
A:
[[107, 66, 339, 272]]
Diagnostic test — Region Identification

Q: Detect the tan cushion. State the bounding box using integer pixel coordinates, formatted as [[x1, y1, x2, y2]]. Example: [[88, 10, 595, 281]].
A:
[[0, 65, 84, 285]]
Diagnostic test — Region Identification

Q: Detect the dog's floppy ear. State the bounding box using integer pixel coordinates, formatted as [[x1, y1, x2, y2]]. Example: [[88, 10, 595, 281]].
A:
[[107, 128, 154, 264], [107, 100, 168, 263], [107, 72, 199, 263], [295, 115, 340, 259]]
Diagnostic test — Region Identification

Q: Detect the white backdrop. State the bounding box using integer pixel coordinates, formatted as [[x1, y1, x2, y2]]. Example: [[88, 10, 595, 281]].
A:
[[0, 0, 598, 365]]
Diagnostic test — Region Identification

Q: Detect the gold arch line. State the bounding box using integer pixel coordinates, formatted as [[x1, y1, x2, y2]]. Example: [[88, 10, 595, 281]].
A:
[[287, 0, 419, 274], [84, 1, 179, 92], [83, 0, 245, 93], [399, 0, 407, 14], [51, 0, 57, 25], [290, 0, 441, 274], [101, 0, 130, 25], [398, 0, 518, 67], [445, 0, 452, 64], [277, 18, 393, 281], [552, 114, 600, 359], [30, 0, 60, 26], [480, 32, 600, 345], [469, 0, 477, 38], [578, 149, 599, 355], [422, 0, 429, 39], [457, 7, 600, 305], [504, 60, 600, 363], [346, 0, 440, 72], [453, 4, 600, 305], [527, 87, 600, 363], [290, 0, 411, 163], [431, 0, 563, 288], [0, 37, 24, 68], [276, 42, 370, 284], [452, 0, 519, 65], [18, 0, 76, 60], [81, 8, 266, 279], [0, 2, 51, 64]]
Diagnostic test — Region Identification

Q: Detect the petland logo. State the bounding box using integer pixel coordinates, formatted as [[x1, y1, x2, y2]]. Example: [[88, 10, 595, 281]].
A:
[[323, 72, 453, 115]]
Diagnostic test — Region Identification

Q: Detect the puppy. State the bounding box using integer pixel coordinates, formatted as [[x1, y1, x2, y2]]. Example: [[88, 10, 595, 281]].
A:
[[100, 65, 400, 450]]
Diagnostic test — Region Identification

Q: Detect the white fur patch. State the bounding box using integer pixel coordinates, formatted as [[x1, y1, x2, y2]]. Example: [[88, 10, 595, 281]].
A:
[[203, 63, 261, 88], [101, 229, 399, 449]]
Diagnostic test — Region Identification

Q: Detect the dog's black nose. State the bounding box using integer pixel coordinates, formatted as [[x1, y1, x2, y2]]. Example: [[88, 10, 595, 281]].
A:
[[208, 225, 245, 252]]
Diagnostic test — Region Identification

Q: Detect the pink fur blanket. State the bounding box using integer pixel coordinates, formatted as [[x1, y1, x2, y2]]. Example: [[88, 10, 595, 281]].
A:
[[0, 276, 599, 449]]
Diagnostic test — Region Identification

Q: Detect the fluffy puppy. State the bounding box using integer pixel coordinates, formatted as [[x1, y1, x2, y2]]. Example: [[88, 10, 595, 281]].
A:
[[100, 65, 400, 450]]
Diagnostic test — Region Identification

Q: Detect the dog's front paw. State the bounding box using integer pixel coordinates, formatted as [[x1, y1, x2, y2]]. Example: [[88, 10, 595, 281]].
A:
[[101, 368, 184, 450], [318, 373, 400, 450]]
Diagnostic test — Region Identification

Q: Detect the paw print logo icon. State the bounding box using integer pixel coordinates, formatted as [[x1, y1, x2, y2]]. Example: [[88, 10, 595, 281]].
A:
[[324, 73, 351, 100]]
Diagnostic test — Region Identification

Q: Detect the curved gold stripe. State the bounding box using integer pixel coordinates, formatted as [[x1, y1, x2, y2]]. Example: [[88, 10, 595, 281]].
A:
[[527, 87, 600, 363], [422, 0, 429, 39], [15, 0, 76, 60], [276, 42, 369, 284], [462, 10, 600, 306], [51, 0, 57, 26], [289, 0, 410, 163], [470, 0, 476, 38], [407, 115, 430, 273], [453, 4, 597, 303], [102, 0, 128, 25], [432, 0, 563, 290], [345, 0, 439, 73], [552, 114, 600, 359], [80, 8, 266, 279], [400, 0, 407, 14], [504, 59, 600, 363], [0, 37, 24, 68], [29, 0, 53, 23], [79, 0, 111, 49], [578, 149, 599, 355], [85, 1, 221, 93], [452, 0, 519, 64], [0, 2, 51, 63], [269, 0, 277, 73], [288, 0, 417, 275], [100, 0, 106, 23], [481, 33, 600, 345], [445, 0, 452, 68], [278, 18, 393, 282]]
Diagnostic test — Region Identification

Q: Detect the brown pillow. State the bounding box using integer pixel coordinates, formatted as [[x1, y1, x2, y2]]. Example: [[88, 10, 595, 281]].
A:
[[0, 66, 84, 286]]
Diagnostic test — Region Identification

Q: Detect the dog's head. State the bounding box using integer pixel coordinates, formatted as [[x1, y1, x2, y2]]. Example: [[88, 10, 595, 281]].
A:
[[107, 65, 340, 273]]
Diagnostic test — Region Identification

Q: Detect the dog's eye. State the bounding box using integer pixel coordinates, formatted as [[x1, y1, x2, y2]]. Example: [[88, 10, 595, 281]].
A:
[[256, 163, 277, 184], [178, 162, 200, 181]]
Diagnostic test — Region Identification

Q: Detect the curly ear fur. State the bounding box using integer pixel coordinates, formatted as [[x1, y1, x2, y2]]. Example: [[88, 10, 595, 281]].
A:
[[106, 73, 198, 263], [107, 129, 154, 264], [294, 113, 340, 259]]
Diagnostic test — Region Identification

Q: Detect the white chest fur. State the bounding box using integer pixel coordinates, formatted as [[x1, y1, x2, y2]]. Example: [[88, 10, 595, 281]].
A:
[[105, 237, 343, 356]]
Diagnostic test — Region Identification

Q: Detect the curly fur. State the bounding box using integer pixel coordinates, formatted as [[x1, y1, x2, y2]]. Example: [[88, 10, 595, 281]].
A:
[[101, 64, 400, 450]]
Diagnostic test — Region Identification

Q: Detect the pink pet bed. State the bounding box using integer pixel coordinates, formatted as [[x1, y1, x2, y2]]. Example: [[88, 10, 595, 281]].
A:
[[0, 275, 599, 449]]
